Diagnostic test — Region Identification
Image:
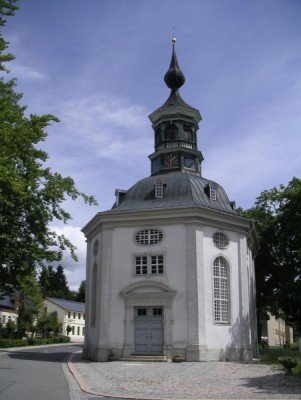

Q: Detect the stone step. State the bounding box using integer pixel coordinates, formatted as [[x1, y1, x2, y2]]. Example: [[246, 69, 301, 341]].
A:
[[120, 354, 168, 362]]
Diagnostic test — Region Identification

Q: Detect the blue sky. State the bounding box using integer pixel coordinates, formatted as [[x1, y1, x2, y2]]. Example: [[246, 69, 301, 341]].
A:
[[4, 0, 301, 288]]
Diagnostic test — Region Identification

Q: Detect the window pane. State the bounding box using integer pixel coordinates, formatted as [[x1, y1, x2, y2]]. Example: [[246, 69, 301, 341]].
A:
[[213, 257, 230, 323]]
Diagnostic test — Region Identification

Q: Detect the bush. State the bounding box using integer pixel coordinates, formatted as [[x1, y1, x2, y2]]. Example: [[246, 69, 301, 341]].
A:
[[0, 336, 70, 348], [0, 339, 28, 348]]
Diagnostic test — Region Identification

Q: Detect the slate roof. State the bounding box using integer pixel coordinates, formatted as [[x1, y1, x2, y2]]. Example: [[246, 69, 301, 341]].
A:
[[46, 297, 85, 313], [112, 171, 237, 215], [0, 296, 16, 310]]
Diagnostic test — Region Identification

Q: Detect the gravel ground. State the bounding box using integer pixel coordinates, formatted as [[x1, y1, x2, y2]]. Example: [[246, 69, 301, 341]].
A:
[[71, 355, 301, 399]]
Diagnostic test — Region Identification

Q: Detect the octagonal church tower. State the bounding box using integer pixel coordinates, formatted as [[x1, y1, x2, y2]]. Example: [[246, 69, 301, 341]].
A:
[[82, 39, 258, 362]]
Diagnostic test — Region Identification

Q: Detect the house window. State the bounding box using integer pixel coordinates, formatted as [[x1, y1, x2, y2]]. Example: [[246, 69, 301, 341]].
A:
[[134, 254, 164, 275], [82, 327, 85, 335], [68, 312, 71, 318], [153, 308, 163, 316], [135, 256, 148, 275], [137, 308, 147, 316], [78, 313, 81, 319], [213, 232, 229, 249], [154, 180, 164, 198], [209, 183, 217, 200], [151, 255, 164, 274], [71, 326, 75, 335], [77, 326, 80, 335], [213, 257, 230, 323], [135, 229, 163, 245], [73, 312, 76, 319]]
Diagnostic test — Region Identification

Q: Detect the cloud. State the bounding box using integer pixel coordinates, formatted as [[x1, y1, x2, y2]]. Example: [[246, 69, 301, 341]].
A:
[[54, 94, 152, 160], [10, 63, 48, 81], [50, 225, 86, 291]]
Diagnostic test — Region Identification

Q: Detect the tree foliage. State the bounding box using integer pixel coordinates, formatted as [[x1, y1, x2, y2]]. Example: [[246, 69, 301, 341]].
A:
[[0, 1, 97, 290], [38, 265, 72, 299], [37, 311, 62, 338], [76, 280, 86, 303], [16, 275, 43, 337], [242, 177, 301, 335]]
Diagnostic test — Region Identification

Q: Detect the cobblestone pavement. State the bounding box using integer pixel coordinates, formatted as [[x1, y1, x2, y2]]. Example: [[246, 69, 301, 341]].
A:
[[69, 353, 301, 399]]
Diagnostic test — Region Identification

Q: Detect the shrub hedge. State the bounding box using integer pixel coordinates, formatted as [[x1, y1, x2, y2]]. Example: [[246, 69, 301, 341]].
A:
[[0, 336, 70, 348]]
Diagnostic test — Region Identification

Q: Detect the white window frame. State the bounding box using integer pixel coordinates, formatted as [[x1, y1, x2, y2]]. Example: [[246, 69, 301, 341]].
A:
[[135, 228, 163, 245], [209, 183, 217, 201], [212, 256, 231, 324], [213, 232, 229, 249], [133, 253, 165, 276], [154, 179, 164, 198]]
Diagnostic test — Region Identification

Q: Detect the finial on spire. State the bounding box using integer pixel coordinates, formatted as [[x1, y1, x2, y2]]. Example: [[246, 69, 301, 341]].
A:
[[164, 36, 185, 91]]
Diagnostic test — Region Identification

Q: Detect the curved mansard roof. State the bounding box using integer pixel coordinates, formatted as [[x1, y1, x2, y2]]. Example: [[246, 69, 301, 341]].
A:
[[112, 172, 237, 215]]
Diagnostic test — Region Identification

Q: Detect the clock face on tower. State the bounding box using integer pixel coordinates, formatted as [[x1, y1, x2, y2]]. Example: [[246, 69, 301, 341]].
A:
[[163, 153, 178, 168]]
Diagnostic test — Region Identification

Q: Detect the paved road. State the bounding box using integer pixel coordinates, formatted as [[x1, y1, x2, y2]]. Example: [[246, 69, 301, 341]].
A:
[[0, 344, 86, 400]]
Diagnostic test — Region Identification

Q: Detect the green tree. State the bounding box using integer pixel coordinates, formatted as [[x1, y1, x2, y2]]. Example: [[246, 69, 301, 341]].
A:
[[16, 275, 43, 337], [242, 177, 301, 336], [0, 1, 97, 290], [0, 0, 18, 71], [39, 264, 73, 299], [76, 280, 86, 303], [37, 311, 62, 338]]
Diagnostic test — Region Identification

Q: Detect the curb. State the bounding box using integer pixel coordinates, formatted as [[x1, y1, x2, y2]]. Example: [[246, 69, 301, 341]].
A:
[[0, 342, 81, 352]]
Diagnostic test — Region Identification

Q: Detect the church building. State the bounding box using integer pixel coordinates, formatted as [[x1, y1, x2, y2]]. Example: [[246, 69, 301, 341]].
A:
[[82, 39, 258, 362]]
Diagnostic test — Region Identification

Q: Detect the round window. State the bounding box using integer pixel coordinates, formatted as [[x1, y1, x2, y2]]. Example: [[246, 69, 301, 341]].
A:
[[213, 232, 229, 249], [135, 229, 163, 245], [93, 240, 99, 256]]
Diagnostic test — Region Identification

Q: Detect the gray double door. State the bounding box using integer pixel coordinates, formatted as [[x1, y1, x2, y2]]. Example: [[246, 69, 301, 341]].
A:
[[134, 307, 163, 354]]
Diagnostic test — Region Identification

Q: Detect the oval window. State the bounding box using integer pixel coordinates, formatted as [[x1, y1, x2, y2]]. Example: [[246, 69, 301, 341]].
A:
[[135, 229, 163, 245], [213, 232, 229, 249]]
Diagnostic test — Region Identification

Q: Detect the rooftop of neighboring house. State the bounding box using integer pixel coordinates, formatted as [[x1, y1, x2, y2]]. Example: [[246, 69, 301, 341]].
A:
[[0, 295, 18, 311], [45, 297, 85, 313]]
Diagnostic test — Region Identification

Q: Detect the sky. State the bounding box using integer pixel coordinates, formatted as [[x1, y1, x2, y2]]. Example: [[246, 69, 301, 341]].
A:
[[3, 0, 301, 290]]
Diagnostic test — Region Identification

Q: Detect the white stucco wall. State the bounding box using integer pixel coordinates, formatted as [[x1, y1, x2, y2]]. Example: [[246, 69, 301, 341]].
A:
[[83, 207, 257, 361]]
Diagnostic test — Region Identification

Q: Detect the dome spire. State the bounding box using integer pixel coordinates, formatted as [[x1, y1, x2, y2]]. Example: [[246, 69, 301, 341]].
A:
[[164, 36, 185, 91]]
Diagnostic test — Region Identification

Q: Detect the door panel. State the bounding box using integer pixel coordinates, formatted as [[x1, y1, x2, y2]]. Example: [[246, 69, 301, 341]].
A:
[[134, 307, 163, 354]]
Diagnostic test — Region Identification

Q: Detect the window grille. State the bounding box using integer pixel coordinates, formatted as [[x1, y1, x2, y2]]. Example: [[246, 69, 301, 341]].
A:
[[209, 183, 217, 200], [151, 255, 164, 274], [135, 256, 148, 275], [135, 229, 163, 245], [134, 254, 164, 275], [213, 257, 230, 323], [155, 180, 164, 198], [213, 232, 229, 249]]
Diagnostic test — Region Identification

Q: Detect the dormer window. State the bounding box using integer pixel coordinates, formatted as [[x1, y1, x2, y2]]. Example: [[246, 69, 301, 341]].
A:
[[205, 182, 217, 201], [154, 179, 164, 198]]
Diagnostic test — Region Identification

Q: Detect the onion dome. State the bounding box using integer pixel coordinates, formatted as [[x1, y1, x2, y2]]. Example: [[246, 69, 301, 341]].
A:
[[164, 37, 185, 91]]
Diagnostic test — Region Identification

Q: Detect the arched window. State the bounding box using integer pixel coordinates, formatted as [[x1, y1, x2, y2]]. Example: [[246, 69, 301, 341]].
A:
[[213, 257, 230, 323], [183, 126, 192, 142], [165, 124, 177, 141], [91, 263, 97, 326], [154, 179, 164, 198]]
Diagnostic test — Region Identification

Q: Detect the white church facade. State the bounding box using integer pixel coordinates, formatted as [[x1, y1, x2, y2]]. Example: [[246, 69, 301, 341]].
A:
[[82, 39, 258, 362]]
